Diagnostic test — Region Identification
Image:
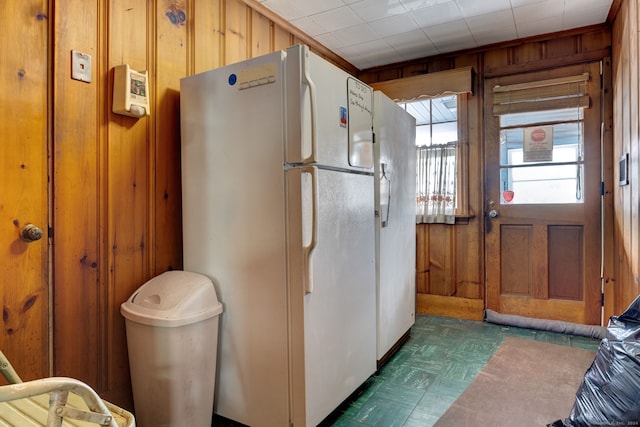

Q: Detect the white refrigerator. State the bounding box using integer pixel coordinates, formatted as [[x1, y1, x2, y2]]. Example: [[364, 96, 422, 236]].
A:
[[180, 45, 376, 427], [373, 92, 417, 363]]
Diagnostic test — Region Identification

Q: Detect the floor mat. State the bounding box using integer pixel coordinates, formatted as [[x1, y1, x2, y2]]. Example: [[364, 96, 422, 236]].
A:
[[434, 336, 596, 427]]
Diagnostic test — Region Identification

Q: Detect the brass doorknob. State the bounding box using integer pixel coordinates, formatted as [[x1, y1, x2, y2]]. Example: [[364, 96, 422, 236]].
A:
[[20, 224, 44, 242]]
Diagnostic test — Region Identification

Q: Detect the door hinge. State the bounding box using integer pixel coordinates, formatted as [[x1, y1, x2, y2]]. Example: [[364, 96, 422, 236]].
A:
[[48, 226, 53, 239], [601, 292, 605, 307]]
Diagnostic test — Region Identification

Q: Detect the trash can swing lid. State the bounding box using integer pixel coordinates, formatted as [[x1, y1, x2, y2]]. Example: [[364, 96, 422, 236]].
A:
[[120, 270, 223, 327]]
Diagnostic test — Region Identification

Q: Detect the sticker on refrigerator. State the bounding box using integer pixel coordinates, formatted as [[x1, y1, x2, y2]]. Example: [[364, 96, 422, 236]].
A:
[[235, 63, 277, 90], [340, 106, 348, 128]]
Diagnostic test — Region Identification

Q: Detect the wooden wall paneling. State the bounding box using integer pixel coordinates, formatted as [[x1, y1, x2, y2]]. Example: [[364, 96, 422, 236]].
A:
[[153, 2, 187, 275], [52, 0, 102, 387], [483, 28, 611, 78], [630, 0, 640, 307], [427, 225, 456, 296], [250, 9, 272, 58], [455, 224, 481, 299], [105, 0, 152, 404], [611, 0, 639, 314], [619, 0, 636, 309], [611, 9, 623, 312], [453, 54, 483, 301], [273, 25, 293, 52], [193, 0, 223, 74], [581, 27, 616, 58], [415, 224, 429, 294], [1, 0, 49, 381], [225, 0, 249, 65]]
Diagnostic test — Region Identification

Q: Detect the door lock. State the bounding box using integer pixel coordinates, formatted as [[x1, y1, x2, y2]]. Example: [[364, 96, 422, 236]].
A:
[[20, 224, 44, 242], [489, 209, 499, 218]]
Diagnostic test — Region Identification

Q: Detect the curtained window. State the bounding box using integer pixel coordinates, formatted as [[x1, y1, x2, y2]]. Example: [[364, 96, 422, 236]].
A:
[[416, 143, 457, 224], [372, 67, 473, 224]]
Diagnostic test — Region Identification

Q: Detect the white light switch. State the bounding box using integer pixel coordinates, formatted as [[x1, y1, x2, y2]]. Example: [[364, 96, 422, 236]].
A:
[[71, 50, 92, 83]]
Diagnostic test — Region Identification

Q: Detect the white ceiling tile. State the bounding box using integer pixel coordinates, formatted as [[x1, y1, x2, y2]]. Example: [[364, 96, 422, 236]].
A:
[[563, 6, 610, 29], [261, 0, 306, 20], [564, 0, 612, 8], [409, 1, 463, 27], [466, 10, 517, 45], [423, 19, 476, 52], [384, 29, 434, 50], [311, 6, 363, 32], [369, 14, 418, 38], [386, 30, 440, 60], [516, 15, 563, 38], [349, 0, 407, 21], [288, 0, 347, 15], [455, 0, 511, 18], [512, 0, 565, 24], [471, 27, 518, 47], [400, 0, 453, 12], [314, 32, 346, 50], [290, 17, 328, 37], [509, 0, 547, 7], [342, 39, 392, 56], [332, 22, 381, 46], [465, 9, 514, 33], [342, 40, 405, 68]]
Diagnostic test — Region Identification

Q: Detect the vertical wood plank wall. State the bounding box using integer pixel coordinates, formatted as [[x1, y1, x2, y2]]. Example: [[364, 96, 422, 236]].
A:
[[612, 0, 640, 312], [0, 1, 49, 381], [359, 25, 614, 321]]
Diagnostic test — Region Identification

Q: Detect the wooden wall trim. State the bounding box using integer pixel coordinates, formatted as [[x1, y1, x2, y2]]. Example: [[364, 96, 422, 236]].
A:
[[360, 24, 610, 78], [484, 48, 611, 78], [417, 294, 484, 321], [371, 66, 473, 101]]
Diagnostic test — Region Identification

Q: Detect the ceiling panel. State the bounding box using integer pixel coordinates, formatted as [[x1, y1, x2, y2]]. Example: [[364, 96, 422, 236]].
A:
[[259, 0, 613, 69]]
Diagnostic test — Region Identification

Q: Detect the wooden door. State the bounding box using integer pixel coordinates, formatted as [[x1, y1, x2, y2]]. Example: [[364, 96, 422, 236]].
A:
[[484, 62, 603, 325], [0, 1, 50, 380]]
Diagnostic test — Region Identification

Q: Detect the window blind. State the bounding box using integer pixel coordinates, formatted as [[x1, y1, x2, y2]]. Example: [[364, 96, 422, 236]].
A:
[[492, 72, 590, 115]]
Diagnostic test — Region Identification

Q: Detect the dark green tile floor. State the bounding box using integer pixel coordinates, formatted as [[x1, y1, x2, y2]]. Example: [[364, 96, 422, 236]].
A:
[[213, 315, 601, 426], [319, 315, 601, 427]]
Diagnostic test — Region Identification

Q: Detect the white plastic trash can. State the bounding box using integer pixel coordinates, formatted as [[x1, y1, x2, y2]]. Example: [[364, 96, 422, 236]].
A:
[[120, 270, 223, 427]]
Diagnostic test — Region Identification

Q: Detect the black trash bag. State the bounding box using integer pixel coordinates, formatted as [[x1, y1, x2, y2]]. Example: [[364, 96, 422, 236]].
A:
[[551, 295, 640, 427]]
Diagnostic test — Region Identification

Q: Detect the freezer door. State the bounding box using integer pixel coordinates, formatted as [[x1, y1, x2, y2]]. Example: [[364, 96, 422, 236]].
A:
[[373, 91, 417, 360], [181, 51, 291, 427], [285, 45, 374, 171], [286, 166, 376, 427]]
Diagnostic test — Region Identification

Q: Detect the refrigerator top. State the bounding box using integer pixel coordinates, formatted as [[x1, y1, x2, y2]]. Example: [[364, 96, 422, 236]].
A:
[[180, 45, 374, 174]]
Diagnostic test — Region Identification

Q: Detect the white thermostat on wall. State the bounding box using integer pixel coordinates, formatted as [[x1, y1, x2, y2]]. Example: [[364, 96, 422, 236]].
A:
[[112, 64, 150, 118]]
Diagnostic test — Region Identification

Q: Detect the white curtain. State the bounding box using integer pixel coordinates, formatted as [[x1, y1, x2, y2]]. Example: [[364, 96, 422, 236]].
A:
[[416, 144, 457, 224]]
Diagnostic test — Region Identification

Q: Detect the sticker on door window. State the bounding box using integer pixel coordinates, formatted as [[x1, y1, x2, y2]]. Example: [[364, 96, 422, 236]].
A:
[[523, 126, 553, 162]]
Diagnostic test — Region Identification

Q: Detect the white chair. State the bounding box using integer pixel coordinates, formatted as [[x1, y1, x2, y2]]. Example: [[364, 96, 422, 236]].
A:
[[0, 351, 135, 427]]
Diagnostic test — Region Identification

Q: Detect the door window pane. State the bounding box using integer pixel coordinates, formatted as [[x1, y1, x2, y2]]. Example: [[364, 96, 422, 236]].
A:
[[498, 107, 585, 205]]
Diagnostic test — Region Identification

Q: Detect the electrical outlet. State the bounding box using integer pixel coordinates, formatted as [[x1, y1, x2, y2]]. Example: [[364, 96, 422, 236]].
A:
[[71, 50, 92, 83]]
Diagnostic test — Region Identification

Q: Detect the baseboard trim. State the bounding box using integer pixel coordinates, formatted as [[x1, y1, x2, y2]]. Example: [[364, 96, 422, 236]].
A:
[[417, 293, 484, 321]]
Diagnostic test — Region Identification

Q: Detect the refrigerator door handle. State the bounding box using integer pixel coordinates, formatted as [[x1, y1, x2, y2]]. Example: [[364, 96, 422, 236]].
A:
[[302, 166, 317, 294], [301, 45, 318, 164]]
